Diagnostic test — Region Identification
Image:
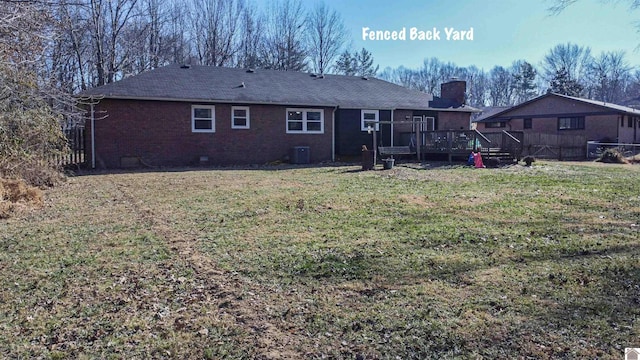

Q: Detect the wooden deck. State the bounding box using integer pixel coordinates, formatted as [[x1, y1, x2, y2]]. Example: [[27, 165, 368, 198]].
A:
[[398, 130, 523, 163]]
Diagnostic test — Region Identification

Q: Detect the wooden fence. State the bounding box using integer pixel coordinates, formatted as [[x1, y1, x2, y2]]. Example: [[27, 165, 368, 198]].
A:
[[522, 133, 587, 160], [56, 127, 86, 167]]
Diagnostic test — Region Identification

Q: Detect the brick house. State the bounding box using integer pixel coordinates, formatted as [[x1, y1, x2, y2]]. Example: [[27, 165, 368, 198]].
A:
[[474, 93, 640, 143], [79, 65, 478, 168]]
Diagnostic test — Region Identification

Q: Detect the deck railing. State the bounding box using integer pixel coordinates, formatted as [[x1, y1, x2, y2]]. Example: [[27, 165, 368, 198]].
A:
[[418, 130, 485, 153], [398, 129, 523, 162]]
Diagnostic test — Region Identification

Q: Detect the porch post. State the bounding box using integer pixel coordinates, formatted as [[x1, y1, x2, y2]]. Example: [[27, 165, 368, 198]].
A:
[[390, 109, 394, 147], [90, 101, 96, 169], [416, 121, 421, 162]]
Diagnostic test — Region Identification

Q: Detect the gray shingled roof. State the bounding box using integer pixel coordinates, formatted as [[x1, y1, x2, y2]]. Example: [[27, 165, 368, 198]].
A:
[[79, 64, 476, 112]]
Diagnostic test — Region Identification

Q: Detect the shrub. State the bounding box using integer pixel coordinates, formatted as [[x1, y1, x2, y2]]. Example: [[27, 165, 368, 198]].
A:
[[0, 65, 69, 188]]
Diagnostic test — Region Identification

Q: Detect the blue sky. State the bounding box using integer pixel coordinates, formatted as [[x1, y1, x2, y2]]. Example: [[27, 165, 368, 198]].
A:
[[317, 0, 640, 71]]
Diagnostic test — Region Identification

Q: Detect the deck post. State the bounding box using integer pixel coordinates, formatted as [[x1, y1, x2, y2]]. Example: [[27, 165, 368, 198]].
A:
[[415, 125, 421, 162]]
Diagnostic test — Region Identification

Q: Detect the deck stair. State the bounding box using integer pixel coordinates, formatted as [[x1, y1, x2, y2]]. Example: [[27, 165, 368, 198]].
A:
[[478, 130, 523, 162], [484, 147, 517, 161]]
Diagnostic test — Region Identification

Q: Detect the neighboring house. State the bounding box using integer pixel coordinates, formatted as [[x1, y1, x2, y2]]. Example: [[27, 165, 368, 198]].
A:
[[474, 93, 640, 143], [622, 95, 640, 110], [79, 64, 478, 168]]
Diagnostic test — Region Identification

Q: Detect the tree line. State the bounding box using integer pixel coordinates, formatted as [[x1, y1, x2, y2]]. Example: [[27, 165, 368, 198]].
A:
[[44, 0, 379, 94], [4, 0, 638, 107], [378, 43, 640, 108]]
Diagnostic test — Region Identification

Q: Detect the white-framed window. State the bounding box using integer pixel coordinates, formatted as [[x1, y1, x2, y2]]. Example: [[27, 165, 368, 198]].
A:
[[286, 108, 324, 134], [361, 110, 379, 131], [192, 105, 215, 133], [231, 106, 250, 129]]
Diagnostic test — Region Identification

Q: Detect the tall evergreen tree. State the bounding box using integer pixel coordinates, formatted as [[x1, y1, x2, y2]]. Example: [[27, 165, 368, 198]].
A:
[[334, 50, 356, 75], [354, 48, 379, 77], [549, 67, 583, 96], [512, 60, 538, 104]]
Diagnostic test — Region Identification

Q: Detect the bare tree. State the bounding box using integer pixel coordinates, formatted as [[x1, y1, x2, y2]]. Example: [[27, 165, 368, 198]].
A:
[[84, 0, 142, 85], [437, 61, 460, 90], [463, 65, 489, 108], [48, 3, 88, 93], [261, 0, 308, 71], [189, 0, 244, 67], [166, 1, 191, 65], [542, 43, 592, 96], [234, 2, 264, 69], [121, 0, 191, 74], [488, 66, 515, 106], [379, 65, 418, 88], [305, 1, 346, 74], [415, 57, 444, 95], [624, 69, 640, 102], [586, 51, 632, 103]]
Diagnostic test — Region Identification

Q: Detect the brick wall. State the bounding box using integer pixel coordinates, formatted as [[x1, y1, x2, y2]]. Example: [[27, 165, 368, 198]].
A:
[[438, 111, 471, 130], [88, 99, 334, 168], [441, 80, 466, 106]]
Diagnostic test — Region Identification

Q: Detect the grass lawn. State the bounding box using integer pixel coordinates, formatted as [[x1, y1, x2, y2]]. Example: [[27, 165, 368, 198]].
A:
[[1, 161, 639, 359]]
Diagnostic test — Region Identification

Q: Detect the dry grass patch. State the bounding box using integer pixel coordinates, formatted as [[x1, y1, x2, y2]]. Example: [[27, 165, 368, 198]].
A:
[[0, 178, 44, 218]]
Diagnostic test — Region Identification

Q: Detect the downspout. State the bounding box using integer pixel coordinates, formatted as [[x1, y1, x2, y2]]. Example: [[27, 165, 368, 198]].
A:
[[90, 100, 96, 169], [332, 106, 338, 162]]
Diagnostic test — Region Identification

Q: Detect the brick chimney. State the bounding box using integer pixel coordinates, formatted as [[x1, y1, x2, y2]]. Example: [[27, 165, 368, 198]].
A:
[[440, 79, 466, 107]]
